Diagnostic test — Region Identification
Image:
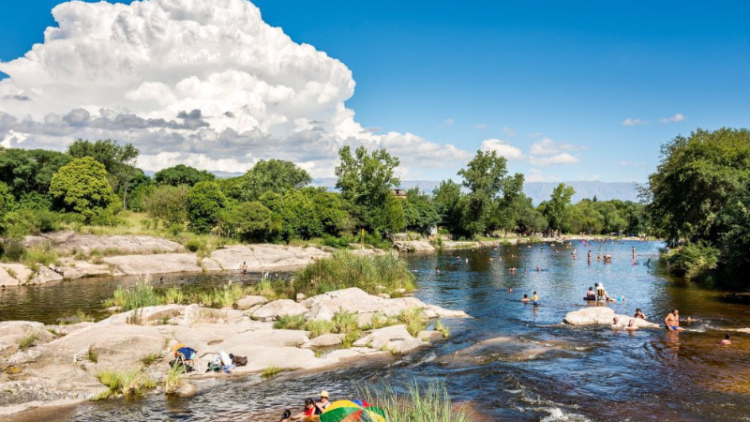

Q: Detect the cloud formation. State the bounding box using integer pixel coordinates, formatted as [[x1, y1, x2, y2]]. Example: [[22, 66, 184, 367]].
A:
[[659, 113, 686, 123], [622, 118, 648, 126], [480, 137, 581, 166], [0, 0, 469, 176]]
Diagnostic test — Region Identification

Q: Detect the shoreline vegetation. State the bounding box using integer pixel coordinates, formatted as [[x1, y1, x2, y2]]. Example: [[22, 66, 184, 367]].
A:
[[2, 139, 652, 287], [0, 252, 470, 419]]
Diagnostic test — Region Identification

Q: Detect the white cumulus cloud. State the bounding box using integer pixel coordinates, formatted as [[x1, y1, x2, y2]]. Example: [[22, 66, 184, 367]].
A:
[[480, 139, 524, 161], [622, 118, 648, 126], [659, 113, 686, 123], [0, 0, 469, 176]]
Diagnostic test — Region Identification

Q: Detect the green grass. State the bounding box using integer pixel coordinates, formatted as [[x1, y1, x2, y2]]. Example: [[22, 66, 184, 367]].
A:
[[164, 362, 185, 395], [364, 311, 397, 330], [292, 252, 416, 298], [341, 331, 360, 349], [434, 318, 450, 339], [21, 244, 59, 270], [273, 314, 307, 330], [110, 280, 163, 311], [141, 352, 161, 366], [260, 366, 284, 379], [94, 368, 157, 400], [88, 346, 99, 363], [399, 307, 427, 337], [18, 333, 38, 349], [331, 311, 359, 334], [305, 319, 334, 338], [359, 381, 473, 422]]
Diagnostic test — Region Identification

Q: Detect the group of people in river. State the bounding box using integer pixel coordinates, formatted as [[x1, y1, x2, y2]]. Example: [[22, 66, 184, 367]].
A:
[[280, 391, 331, 421]]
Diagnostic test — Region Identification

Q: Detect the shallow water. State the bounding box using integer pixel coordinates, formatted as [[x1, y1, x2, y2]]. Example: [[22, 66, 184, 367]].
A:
[[5, 241, 750, 421]]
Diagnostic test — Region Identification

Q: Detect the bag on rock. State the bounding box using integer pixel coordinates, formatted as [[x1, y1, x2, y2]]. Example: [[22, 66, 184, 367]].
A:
[[231, 355, 248, 366]]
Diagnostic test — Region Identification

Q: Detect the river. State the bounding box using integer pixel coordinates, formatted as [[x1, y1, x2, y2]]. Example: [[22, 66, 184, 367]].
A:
[[3, 240, 750, 421]]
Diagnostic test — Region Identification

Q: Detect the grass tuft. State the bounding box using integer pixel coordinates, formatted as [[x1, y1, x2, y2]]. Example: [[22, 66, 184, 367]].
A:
[[399, 307, 427, 337], [359, 381, 473, 422], [94, 367, 157, 400], [261, 366, 284, 379], [18, 333, 38, 349], [273, 314, 307, 330]]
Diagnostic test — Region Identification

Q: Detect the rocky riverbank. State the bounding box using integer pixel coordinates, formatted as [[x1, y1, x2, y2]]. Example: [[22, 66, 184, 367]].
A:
[[1, 232, 383, 287], [0, 287, 468, 418]]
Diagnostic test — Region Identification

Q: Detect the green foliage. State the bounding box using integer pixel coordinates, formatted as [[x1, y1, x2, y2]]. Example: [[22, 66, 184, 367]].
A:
[[17, 192, 53, 211], [0, 148, 72, 198], [669, 241, 720, 282], [18, 333, 38, 349], [331, 311, 360, 334], [261, 366, 284, 379], [719, 184, 750, 282], [336, 145, 401, 232], [111, 281, 163, 311], [49, 157, 118, 222], [433, 179, 463, 233], [143, 185, 189, 227], [187, 181, 226, 233], [0, 181, 16, 215], [0, 239, 25, 261], [231, 159, 312, 201], [540, 183, 575, 233], [68, 139, 140, 196], [359, 381, 472, 422], [223, 201, 281, 242], [154, 164, 215, 187], [402, 188, 440, 234], [646, 128, 750, 245], [434, 318, 450, 338], [94, 368, 156, 399], [273, 314, 308, 330], [304, 319, 334, 338], [164, 362, 185, 395], [398, 307, 427, 337], [293, 252, 416, 297]]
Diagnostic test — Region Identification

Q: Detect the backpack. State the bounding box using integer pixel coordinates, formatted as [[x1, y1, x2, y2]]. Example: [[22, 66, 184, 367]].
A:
[[231, 355, 248, 366]]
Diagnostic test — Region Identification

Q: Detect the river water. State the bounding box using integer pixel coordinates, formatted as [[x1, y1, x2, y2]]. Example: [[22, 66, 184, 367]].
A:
[[3, 241, 750, 421]]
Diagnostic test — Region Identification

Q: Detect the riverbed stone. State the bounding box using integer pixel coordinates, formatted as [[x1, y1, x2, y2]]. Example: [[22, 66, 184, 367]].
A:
[[236, 295, 268, 310], [393, 240, 436, 253], [301, 334, 343, 348], [417, 330, 444, 342], [54, 258, 117, 280], [24, 233, 183, 255], [250, 300, 309, 321], [0, 264, 33, 286], [209, 244, 329, 272], [103, 253, 204, 275], [353, 324, 427, 354], [563, 307, 659, 328], [30, 266, 64, 284]]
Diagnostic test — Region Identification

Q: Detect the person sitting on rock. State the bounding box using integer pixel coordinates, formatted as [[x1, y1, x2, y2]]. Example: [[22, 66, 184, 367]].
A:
[[282, 398, 319, 422], [634, 309, 648, 320]]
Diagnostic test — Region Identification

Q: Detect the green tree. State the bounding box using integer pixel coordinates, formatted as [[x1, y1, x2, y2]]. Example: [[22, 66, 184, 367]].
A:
[[645, 128, 750, 246], [154, 164, 215, 187], [456, 150, 523, 236], [305, 188, 352, 236], [223, 201, 281, 242], [335, 146, 401, 231], [403, 188, 440, 234], [0, 148, 72, 198], [719, 183, 750, 283], [0, 182, 16, 216], [187, 181, 226, 233], [143, 185, 190, 227], [433, 179, 464, 234], [67, 139, 141, 209], [49, 157, 117, 222], [236, 159, 311, 201], [541, 183, 575, 233]]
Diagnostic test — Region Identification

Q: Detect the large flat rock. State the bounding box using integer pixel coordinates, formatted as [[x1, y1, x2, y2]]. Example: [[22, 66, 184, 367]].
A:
[[24, 232, 184, 255], [251, 299, 309, 321], [103, 253, 203, 275], [353, 324, 427, 354], [210, 244, 329, 272], [563, 307, 660, 328]]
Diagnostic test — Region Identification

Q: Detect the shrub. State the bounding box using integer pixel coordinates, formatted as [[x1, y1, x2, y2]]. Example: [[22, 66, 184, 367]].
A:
[[0, 239, 26, 261], [164, 362, 186, 394], [292, 252, 416, 297], [261, 366, 284, 379], [273, 314, 307, 330], [111, 281, 164, 311], [305, 320, 334, 338], [94, 368, 157, 399], [359, 381, 472, 422], [185, 239, 201, 253], [399, 307, 427, 337], [331, 311, 359, 334], [669, 241, 720, 282], [18, 333, 38, 349]]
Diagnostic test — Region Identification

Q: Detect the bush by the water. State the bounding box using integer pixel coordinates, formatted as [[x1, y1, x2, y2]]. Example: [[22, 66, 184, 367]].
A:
[[669, 241, 720, 282], [292, 252, 415, 297], [360, 381, 473, 422]]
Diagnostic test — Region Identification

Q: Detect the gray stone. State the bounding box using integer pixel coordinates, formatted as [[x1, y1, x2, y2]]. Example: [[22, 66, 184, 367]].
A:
[[236, 295, 268, 310], [302, 334, 343, 348], [353, 324, 427, 354], [251, 300, 308, 322], [417, 330, 444, 342]]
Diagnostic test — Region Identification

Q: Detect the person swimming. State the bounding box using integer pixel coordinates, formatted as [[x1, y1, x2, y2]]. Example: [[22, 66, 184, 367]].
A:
[[720, 335, 732, 345], [584, 287, 596, 301], [521, 294, 530, 303], [634, 309, 648, 320], [530, 291, 540, 305]]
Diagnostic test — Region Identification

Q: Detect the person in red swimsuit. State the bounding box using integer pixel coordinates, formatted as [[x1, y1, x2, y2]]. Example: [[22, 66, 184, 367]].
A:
[[281, 398, 319, 422]]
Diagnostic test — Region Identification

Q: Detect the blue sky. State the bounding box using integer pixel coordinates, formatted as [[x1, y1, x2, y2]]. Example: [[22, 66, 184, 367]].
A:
[[1, 0, 749, 182]]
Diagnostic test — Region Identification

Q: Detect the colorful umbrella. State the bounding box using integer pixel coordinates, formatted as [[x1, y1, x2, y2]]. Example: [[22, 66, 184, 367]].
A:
[[320, 400, 386, 422]]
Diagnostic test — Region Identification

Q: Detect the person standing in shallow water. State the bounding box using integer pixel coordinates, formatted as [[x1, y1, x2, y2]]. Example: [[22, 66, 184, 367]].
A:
[[664, 309, 683, 331]]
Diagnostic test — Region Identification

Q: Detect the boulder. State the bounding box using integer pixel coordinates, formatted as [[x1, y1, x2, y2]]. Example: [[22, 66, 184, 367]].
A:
[[393, 240, 435, 253], [417, 330, 444, 342], [209, 244, 329, 272], [0, 264, 33, 286], [236, 296, 268, 310], [54, 259, 117, 280], [301, 334, 343, 349], [173, 382, 198, 398], [563, 307, 660, 328], [353, 325, 427, 354], [30, 266, 64, 284], [103, 253, 204, 275], [25, 233, 183, 255], [98, 305, 184, 326], [251, 300, 308, 321]]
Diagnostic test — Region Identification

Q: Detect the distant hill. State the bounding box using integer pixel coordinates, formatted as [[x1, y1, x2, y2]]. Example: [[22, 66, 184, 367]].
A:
[[311, 178, 642, 204]]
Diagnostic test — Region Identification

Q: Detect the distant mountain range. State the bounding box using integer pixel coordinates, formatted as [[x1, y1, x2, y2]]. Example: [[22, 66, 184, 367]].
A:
[[311, 178, 643, 205]]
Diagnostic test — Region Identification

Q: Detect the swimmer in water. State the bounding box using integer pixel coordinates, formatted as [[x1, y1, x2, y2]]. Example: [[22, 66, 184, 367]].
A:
[[634, 309, 648, 320], [508, 287, 513, 293], [521, 294, 530, 303], [664, 309, 683, 331], [720, 335, 732, 346]]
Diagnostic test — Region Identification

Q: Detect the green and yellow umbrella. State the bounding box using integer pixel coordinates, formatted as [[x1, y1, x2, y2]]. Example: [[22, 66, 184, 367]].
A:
[[320, 400, 386, 422]]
